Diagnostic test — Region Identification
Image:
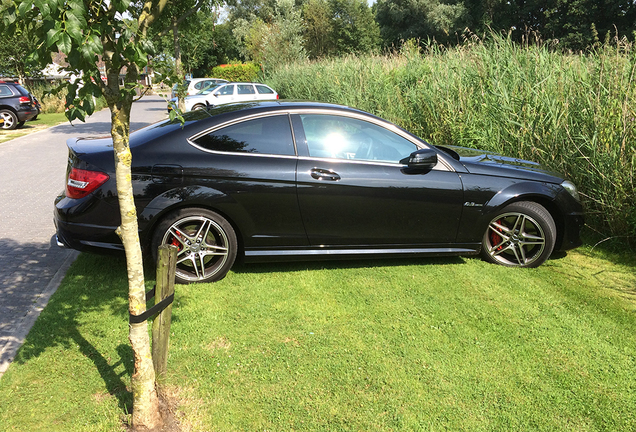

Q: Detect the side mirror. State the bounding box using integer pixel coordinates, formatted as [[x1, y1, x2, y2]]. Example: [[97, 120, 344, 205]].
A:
[[400, 148, 438, 170]]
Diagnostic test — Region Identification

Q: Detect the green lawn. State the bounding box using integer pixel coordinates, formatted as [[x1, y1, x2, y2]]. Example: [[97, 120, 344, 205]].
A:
[[0, 113, 68, 144], [0, 247, 634, 431]]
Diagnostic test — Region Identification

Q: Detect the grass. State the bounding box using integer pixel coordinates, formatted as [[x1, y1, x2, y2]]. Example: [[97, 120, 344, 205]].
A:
[[0, 113, 69, 144], [265, 35, 636, 246], [0, 247, 634, 431]]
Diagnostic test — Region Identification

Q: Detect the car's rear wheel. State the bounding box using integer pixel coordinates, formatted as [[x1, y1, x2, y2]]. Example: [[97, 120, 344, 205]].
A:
[[0, 109, 18, 130], [481, 201, 556, 268], [151, 208, 238, 284], [192, 104, 206, 111]]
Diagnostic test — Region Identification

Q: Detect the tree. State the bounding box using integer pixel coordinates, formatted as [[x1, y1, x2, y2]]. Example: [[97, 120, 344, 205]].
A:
[[375, 0, 468, 47], [0, 27, 40, 81], [233, 0, 306, 71], [302, 0, 333, 58], [1, 1, 168, 429], [330, 0, 380, 55], [147, 0, 218, 110]]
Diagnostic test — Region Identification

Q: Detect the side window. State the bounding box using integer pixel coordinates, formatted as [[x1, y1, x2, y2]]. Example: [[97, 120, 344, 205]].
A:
[[256, 85, 274, 94], [0, 85, 14, 97], [193, 115, 295, 156], [237, 84, 256, 95], [194, 82, 203, 90], [216, 85, 234, 96], [298, 114, 418, 163]]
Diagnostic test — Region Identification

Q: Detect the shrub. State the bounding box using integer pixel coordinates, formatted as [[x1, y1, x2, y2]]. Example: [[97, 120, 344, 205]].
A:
[[209, 63, 261, 82]]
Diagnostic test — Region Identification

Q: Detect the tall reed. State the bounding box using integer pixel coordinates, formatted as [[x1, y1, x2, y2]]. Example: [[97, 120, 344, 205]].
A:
[[266, 35, 636, 246]]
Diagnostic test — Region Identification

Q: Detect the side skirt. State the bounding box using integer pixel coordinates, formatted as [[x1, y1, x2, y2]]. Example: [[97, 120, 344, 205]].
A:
[[243, 245, 481, 263]]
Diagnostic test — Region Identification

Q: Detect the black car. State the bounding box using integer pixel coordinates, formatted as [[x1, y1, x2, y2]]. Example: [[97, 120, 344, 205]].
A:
[[55, 101, 584, 283], [0, 81, 39, 130]]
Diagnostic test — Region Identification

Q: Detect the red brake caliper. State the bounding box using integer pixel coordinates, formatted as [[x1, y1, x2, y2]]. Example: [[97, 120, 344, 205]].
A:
[[171, 229, 184, 251], [490, 219, 503, 250]]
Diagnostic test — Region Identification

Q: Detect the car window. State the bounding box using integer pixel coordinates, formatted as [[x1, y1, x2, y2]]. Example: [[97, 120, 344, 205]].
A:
[[256, 85, 274, 94], [237, 84, 256, 95], [198, 84, 221, 95], [13, 84, 29, 96], [298, 114, 418, 163], [216, 84, 234, 96], [193, 115, 295, 156], [194, 81, 204, 89], [0, 85, 14, 97]]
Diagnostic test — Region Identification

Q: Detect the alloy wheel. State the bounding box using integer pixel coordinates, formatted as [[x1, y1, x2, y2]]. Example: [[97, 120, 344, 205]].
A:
[[160, 215, 230, 282], [484, 211, 547, 267]]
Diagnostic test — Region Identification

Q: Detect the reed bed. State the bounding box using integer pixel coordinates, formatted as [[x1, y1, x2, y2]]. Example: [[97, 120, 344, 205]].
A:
[[266, 36, 636, 247]]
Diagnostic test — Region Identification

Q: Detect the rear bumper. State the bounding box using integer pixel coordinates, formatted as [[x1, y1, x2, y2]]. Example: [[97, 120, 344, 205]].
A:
[[17, 107, 38, 122], [54, 216, 123, 253]]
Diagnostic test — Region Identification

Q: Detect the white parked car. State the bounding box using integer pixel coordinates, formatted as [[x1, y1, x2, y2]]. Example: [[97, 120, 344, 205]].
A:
[[169, 82, 279, 112], [170, 78, 228, 99]]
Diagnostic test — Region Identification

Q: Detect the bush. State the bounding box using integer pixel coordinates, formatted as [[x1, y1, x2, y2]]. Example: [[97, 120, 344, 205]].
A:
[[26, 81, 107, 115], [266, 35, 636, 247], [209, 63, 261, 82]]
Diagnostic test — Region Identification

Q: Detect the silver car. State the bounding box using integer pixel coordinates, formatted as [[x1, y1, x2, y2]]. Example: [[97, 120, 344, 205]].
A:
[[170, 83, 279, 112]]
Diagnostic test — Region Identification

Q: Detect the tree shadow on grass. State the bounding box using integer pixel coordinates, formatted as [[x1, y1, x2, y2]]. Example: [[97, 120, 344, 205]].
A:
[[11, 253, 142, 413]]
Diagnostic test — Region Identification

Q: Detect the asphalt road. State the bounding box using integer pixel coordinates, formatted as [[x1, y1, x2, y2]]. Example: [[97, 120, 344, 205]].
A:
[[0, 94, 168, 378]]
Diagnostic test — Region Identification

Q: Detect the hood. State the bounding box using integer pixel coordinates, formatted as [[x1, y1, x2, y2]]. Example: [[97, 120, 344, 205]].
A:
[[436, 145, 563, 183]]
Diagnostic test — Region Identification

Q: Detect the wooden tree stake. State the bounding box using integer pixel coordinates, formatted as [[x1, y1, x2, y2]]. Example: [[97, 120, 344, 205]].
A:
[[152, 244, 178, 379]]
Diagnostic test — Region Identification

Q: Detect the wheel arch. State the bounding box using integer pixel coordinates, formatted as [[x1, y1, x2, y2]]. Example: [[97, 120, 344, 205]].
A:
[[482, 182, 566, 251], [139, 187, 247, 258]]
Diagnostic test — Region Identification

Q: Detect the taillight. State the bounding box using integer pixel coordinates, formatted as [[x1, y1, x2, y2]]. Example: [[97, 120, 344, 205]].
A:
[[19, 96, 30, 104], [276, 94, 279, 99], [66, 168, 109, 199]]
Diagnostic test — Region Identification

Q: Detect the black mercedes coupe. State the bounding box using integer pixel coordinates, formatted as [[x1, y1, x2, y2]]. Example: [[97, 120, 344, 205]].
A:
[[54, 101, 584, 283]]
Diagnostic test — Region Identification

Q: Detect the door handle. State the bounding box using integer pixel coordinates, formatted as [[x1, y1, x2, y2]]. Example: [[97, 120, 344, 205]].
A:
[[310, 168, 341, 181]]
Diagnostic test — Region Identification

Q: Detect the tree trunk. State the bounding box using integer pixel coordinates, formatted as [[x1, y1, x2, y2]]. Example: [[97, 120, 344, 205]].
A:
[[106, 72, 161, 430], [173, 16, 185, 112]]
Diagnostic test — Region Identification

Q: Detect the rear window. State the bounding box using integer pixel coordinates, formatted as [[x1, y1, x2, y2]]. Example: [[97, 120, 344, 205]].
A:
[[13, 84, 29, 96], [193, 115, 295, 156], [256, 85, 274, 94]]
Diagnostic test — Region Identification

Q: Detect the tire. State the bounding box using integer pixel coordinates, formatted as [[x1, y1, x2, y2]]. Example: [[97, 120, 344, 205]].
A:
[[480, 201, 556, 268], [192, 104, 206, 111], [0, 110, 18, 130], [151, 208, 238, 284]]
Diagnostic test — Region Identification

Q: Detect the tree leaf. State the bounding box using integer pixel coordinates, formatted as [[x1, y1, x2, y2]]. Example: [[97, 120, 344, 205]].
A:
[[46, 27, 61, 47], [66, 13, 83, 41], [3, 6, 16, 25], [17, 1, 30, 17], [58, 31, 71, 54]]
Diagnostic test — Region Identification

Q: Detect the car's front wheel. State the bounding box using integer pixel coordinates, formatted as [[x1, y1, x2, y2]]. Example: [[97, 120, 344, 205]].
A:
[[481, 201, 556, 268], [192, 104, 206, 111], [151, 208, 238, 284], [0, 109, 18, 130]]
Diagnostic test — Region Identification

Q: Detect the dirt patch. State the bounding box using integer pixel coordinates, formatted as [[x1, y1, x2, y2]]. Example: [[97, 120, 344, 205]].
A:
[[123, 387, 188, 432], [205, 336, 231, 353]]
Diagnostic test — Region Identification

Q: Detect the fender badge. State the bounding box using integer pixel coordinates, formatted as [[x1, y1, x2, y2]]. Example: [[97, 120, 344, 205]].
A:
[[464, 202, 484, 207]]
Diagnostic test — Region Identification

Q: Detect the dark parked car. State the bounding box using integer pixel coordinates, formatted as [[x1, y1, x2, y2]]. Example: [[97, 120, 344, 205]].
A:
[[55, 101, 584, 283], [0, 81, 39, 130]]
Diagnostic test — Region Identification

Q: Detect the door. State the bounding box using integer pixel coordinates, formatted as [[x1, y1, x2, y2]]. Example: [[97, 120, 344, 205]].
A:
[[293, 114, 464, 247]]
